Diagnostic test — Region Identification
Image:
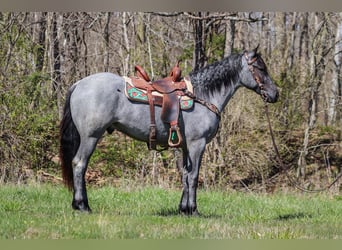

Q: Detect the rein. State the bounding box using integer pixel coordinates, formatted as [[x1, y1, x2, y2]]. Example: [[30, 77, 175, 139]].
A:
[[245, 52, 341, 192], [257, 81, 342, 193], [264, 103, 342, 193]]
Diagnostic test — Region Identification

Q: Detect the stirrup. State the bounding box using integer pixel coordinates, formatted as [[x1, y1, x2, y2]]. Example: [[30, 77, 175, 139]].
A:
[[168, 125, 182, 147]]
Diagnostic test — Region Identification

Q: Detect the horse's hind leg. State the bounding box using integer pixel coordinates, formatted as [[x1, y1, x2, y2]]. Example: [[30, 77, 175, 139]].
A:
[[72, 136, 99, 212]]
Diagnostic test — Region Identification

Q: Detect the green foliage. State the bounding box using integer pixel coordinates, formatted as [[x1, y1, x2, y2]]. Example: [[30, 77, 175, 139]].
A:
[[179, 44, 194, 63], [206, 32, 225, 64], [273, 71, 306, 130], [0, 13, 59, 182], [317, 125, 339, 137], [88, 132, 180, 187], [90, 133, 151, 178], [0, 72, 58, 182]]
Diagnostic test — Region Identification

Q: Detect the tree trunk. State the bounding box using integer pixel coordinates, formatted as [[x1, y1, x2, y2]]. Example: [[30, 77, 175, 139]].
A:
[[329, 14, 342, 126], [146, 13, 154, 79], [299, 12, 309, 83], [104, 12, 111, 72], [224, 19, 235, 57], [48, 12, 62, 120], [32, 12, 47, 72], [192, 12, 206, 71], [121, 12, 131, 76], [297, 13, 329, 177]]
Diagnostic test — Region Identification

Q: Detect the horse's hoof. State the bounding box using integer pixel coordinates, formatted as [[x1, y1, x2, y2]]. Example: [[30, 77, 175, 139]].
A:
[[72, 200, 92, 213], [191, 210, 200, 217], [178, 207, 200, 217]]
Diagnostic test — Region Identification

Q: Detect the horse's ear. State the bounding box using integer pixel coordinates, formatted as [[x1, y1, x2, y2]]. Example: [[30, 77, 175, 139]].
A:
[[246, 45, 258, 62], [247, 44, 259, 58], [254, 44, 260, 54], [247, 44, 260, 61]]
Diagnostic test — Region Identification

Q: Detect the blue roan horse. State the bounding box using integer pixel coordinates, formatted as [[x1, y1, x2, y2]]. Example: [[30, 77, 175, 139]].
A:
[[60, 47, 279, 215]]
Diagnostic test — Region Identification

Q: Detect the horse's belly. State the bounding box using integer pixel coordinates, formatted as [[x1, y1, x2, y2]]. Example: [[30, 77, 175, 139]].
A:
[[113, 102, 170, 145]]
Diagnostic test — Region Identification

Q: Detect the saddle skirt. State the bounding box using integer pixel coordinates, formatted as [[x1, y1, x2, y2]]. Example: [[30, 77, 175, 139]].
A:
[[123, 76, 194, 110]]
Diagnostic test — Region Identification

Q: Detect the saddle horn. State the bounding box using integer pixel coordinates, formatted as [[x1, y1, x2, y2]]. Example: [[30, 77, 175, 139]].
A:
[[169, 60, 182, 82]]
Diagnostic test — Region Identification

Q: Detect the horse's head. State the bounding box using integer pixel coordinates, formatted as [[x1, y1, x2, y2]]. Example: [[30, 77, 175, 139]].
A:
[[240, 46, 279, 103]]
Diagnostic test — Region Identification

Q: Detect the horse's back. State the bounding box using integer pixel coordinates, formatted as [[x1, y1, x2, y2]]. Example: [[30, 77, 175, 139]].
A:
[[73, 72, 123, 90]]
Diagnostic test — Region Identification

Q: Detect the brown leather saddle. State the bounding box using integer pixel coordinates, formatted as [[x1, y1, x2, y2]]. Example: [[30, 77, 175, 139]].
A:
[[124, 62, 193, 149]]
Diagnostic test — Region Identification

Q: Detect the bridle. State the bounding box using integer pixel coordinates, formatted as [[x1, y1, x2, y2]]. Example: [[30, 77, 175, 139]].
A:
[[244, 52, 269, 102]]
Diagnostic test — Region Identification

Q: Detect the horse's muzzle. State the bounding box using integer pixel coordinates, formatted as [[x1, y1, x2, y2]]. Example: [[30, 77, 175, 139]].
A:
[[264, 89, 279, 103], [261, 79, 279, 103]]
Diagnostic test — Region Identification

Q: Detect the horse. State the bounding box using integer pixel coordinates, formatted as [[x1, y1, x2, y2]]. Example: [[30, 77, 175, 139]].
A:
[[59, 46, 279, 215]]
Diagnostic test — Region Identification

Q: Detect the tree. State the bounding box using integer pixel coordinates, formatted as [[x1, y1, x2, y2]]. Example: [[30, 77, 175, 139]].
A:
[[329, 13, 342, 127]]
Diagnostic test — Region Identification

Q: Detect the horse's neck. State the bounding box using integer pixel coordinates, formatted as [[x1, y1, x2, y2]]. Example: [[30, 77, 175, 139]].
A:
[[212, 82, 241, 112], [190, 57, 242, 112]]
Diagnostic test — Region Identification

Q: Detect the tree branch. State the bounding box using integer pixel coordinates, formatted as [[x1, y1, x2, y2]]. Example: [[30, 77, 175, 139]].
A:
[[183, 12, 268, 22], [150, 12, 268, 23]]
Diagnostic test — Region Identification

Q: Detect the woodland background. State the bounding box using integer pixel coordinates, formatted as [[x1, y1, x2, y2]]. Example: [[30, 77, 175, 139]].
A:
[[0, 12, 341, 192]]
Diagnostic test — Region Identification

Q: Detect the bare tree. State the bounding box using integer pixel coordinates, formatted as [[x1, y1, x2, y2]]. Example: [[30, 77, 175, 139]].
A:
[[298, 13, 334, 176], [47, 12, 62, 119], [31, 12, 47, 72], [103, 12, 111, 72], [329, 13, 342, 126]]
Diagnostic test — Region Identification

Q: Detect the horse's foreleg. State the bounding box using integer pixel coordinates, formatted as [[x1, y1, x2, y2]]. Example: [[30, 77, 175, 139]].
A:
[[72, 136, 99, 212], [179, 140, 206, 216]]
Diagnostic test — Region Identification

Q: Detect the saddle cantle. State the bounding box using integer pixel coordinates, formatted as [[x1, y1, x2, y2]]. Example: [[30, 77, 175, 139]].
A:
[[124, 62, 194, 149]]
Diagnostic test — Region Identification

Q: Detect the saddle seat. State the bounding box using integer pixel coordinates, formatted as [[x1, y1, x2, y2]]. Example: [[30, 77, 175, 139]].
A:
[[124, 62, 194, 149], [134, 63, 183, 93]]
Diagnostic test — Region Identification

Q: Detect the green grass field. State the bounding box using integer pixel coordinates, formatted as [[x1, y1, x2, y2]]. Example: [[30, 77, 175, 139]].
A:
[[0, 183, 341, 239]]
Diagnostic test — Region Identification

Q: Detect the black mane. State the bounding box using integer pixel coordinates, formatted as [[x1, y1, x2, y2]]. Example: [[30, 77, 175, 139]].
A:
[[189, 53, 242, 98]]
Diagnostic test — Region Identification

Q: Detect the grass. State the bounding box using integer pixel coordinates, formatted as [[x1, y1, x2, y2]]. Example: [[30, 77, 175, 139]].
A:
[[0, 183, 341, 239]]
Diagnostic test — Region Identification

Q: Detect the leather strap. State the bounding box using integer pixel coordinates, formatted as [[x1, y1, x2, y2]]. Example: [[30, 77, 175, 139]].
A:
[[147, 90, 157, 150], [184, 90, 221, 119], [128, 73, 220, 149]]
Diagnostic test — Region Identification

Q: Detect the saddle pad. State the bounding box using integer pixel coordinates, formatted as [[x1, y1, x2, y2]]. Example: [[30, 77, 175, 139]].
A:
[[123, 76, 194, 110]]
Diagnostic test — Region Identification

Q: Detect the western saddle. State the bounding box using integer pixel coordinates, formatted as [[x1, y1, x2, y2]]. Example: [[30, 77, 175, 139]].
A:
[[125, 62, 191, 150]]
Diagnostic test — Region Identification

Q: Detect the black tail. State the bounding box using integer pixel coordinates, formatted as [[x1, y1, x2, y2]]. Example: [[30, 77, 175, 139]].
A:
[[59, 85, 80, 191]]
